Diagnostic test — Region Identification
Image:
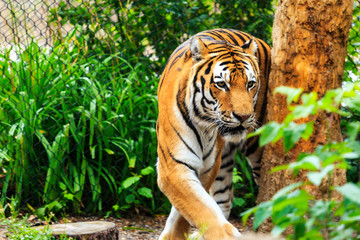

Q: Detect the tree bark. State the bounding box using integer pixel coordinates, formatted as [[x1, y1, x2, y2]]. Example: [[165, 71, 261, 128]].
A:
[[257, 0, 353, 208], [32, 221, 119, 239]]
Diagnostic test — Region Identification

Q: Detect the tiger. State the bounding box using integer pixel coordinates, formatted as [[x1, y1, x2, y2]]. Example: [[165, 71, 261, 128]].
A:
[[156, 28, 271, 240]]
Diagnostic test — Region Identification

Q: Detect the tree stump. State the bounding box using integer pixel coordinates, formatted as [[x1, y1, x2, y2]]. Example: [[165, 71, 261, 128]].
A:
[[32, 221, 119, 240]]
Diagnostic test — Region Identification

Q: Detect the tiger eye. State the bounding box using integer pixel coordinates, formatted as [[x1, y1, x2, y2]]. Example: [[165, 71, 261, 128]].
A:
[[217, 81, 226, 88], [247, 81, 255, 89]]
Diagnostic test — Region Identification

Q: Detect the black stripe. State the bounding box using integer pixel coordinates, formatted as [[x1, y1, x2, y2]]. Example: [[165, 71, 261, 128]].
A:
[[203, 141, 215, 161], [203, 146, 222, 174], [159, 145, 167, 162], [168, 48, 187, 71], [219, 61, 232, 66], [205, 61, 213, 75], [201, 76, 216, 105], [170, 42, 188, 58], [220, 159, 234, 169], [227, 167, 234, 173], [241, 31, 252, 39], [196, 34, 216, 41], [158, 74, 166, 91], [168, 147, 198, 176], [207, 30, 226, 41], [245, 139, 259, 156], [215, 176, 224, 181], [159, 48, 187, 90], [193, 81, 203, 119], [213, 184, 232, 196], [170, 122, 200, 160], [222, 145, 237, 159], [176, 90, 203, 151], [258, 40, 269, 78], [224, 30, 239, 45], [254, 40, 263, 69], [216, 198, 230, 205], [193, 62, 216, 121], [203, 166, 212, 175], [231, 31, 248, 44]]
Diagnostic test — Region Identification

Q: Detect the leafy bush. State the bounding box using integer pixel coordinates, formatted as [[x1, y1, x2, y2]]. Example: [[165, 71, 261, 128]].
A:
[[0, 199, 70, 239], [48, 0, 274, 74], [0, 31, 161, 216], [243, 83, 360, 239]]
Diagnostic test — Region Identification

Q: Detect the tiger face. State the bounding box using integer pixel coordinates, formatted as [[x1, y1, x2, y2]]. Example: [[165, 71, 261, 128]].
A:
[[190, 37, 260, 141]]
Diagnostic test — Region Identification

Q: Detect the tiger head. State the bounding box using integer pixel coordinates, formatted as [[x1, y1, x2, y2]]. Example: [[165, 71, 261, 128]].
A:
[[189, 36, 260, 142]]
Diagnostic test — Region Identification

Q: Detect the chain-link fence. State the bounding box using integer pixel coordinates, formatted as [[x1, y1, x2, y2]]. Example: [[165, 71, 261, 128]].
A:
[[0, 0, 358, 216]]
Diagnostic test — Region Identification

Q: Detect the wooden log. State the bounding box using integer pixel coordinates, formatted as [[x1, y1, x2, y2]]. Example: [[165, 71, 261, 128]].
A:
[[32, 221, 119, 240]]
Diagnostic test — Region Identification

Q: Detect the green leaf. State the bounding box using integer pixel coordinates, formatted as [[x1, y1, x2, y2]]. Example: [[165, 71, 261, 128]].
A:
[[64, 193, 74, 201], [283, 122, 305, 152], [112, 204, 119, 211], [307, 165, 334, 186], [140, 166, 154, 176], [233, 175, 242, 184], [336, 183, 360, 205], [273, 190, 310, 214], [125, 194, 135, 204], [241, 206, 258, 226], [233, 198, 245, 207], [289, 155, 321, 175], [122, 176, 141, 189], [292, 105, 316, 120], [301, 92, 318, 105], [90, 145, 96, 159], [271, 225, 286, 236], [346, 122, 360, 141], [301, 122, 314, 140], [270, 164, 290, 173], [259, 122, 283, 146], [35, 207, 46, 218], [137, 187, 153, 198], [273, 182, 304, 200], [104, 148, 115, 155], [274, 86, 303, 104], [59, 182, 67, 191], [128, 157, 136, 168], [254, 201, 273, 229]]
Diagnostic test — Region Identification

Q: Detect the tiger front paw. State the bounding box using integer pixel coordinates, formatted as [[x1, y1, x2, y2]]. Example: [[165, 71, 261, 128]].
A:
[[202, 222, 242, 240]]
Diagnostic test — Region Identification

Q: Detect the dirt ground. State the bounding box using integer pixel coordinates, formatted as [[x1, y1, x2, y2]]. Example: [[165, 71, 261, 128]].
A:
[[0, 215, 252, 239]]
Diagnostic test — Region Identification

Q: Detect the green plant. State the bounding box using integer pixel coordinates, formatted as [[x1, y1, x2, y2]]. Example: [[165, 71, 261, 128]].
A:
[[48, 0, 274, 74], [231, 154, 258, 215], [0, 33, 160, 216], [242, 83, 360, 239], [0, 199, 70, 240], [344, 4, 360, 81]]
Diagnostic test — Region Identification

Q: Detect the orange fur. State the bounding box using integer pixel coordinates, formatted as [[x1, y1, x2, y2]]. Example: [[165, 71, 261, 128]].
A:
[[157, 29, 271, 240]]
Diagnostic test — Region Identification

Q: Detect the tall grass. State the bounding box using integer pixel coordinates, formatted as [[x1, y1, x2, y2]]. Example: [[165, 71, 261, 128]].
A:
[[0, 31, 161, 216]]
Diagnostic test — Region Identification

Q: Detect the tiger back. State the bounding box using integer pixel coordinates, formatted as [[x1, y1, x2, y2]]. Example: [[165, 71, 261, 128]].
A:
[[157, 29, 271, 240]]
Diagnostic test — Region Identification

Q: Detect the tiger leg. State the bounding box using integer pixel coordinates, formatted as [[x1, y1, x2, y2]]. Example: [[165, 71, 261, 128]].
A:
[[209, 142, 238, 219], [158, 207, 190, 240], [157, 159, 241, 240]]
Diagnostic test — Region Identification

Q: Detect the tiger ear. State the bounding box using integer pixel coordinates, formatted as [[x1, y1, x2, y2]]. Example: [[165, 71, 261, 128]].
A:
[[190, 37, 207, 62], [241, 38, 258, 56]]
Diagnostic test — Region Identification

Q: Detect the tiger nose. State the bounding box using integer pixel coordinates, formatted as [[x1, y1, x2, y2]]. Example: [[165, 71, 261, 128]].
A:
[[233, 112, 251, 122]]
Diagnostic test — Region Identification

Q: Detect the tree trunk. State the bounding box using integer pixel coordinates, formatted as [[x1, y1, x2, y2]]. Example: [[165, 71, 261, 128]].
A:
[[257, 0, 353, 210], [32, 221, 119, 239]]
